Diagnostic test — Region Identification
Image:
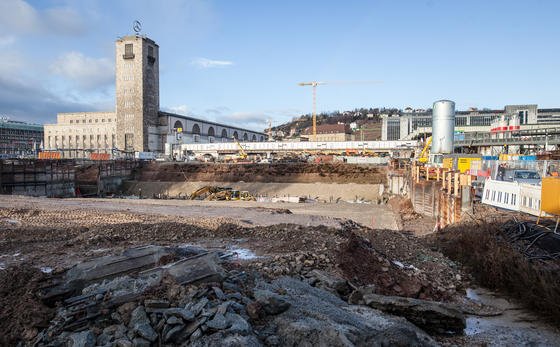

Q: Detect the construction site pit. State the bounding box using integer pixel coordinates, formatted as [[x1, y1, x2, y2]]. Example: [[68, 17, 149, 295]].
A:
[[1, 193, 560, 346]]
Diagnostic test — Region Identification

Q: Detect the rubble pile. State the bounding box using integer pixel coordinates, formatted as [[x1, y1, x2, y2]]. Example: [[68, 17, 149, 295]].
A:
[[0, 204, 480, 345], [29, 245, 442, 347], [338, 233, 464, 301]]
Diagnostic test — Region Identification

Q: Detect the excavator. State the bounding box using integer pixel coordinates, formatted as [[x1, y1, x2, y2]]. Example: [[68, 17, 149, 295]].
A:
[[189, 186, 255, 201], [417, 136, 432, 164]]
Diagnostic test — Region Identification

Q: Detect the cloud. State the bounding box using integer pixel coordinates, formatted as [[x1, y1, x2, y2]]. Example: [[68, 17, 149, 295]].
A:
[[0, 74, 103, 124], [50, 52, 114, 90], [0, 0, 86, 36], [0, 35, 16, 46], [205, 106, 231, 115], [191, 57, 234, 68], [0, 48, 110, 124], [163, 104, 195, 116], [224, 112, 265, 124]]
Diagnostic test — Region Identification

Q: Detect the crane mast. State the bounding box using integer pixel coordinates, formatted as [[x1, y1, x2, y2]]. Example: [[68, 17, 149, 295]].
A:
[[298, 80, 381, 142]]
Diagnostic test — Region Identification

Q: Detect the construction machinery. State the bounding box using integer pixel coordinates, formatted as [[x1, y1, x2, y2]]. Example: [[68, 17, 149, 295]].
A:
[[189, 186, 256, 201], [417, 137, 432, 163], [234, 138, 248, 160], [298, 80, 382, 142], [189, 186, 222, 200]]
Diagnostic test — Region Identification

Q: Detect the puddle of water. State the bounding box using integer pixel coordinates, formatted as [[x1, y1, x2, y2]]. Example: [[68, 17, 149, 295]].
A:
[[229, 248, 259, 260], [464, 287, 560, 342], [2, 218, 21, 225], [0, 262, 5, 270], [40, 266, 53, 274]]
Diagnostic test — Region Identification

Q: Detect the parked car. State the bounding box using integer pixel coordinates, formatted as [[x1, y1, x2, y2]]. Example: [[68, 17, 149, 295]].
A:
[[503, 169, 541, 185]]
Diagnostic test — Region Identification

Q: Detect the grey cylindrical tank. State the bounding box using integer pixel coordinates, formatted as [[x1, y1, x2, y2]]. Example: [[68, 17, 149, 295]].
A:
[[431, 100, 455, 154]]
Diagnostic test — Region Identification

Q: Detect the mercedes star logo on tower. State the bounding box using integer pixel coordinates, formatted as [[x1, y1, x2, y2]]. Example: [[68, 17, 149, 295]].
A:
[[133, 20, 142, 33]]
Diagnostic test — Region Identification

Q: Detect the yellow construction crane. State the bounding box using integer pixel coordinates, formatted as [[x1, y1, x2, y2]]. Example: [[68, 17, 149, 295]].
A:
[[234, 138, 248, 159], [418, 136, 432, 163], [298, 80, 382, 141]]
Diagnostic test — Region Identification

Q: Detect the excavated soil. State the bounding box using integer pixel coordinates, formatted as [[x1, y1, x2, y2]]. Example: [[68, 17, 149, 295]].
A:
[[0, 201, 471, 344], [433, 219, 560, 325], [337, 232, 463, 301], [0, 265, 54, 346], [134, 162, 387, 184]]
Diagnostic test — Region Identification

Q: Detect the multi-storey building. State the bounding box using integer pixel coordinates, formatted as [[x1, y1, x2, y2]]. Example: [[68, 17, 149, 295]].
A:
[[300, 124, 354, 142], [0, 119, 43, 157], [381, 104, 560, 140]]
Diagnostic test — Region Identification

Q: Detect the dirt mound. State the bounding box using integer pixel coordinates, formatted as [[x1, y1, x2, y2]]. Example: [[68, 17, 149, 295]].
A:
[[434, 219, 560, 324], [337, 232, 463, 301], [135, 162, 387, 184], [0, 265, 54, 346]]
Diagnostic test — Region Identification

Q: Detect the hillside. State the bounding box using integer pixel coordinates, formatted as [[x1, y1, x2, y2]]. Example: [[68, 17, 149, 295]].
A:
[[270, 107, 394, 141]]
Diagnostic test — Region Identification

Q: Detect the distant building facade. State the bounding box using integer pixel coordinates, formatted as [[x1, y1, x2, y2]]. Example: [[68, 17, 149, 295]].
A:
[[381, 104, 560, 140], [300, 124, 354, 142], [0, 119, 43, 157], [45, 34, 264, 158]]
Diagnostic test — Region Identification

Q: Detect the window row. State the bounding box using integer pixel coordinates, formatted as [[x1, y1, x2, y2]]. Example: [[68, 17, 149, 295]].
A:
[[69, 118, 113, 124], [48, 135, 116, 149]]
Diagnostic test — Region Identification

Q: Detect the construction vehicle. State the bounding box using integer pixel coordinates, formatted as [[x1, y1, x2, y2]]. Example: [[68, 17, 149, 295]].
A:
[[417, 137, 432, 163], [233, 137, 247, 160], [205, 188, 255, 201], [189, 186, 223, 200], [190, 186, 255, 201]]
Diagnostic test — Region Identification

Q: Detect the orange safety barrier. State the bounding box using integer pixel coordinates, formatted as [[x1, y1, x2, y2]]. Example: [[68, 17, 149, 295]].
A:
[[90, 153, 110, 161], [38, 152, 61, 160]]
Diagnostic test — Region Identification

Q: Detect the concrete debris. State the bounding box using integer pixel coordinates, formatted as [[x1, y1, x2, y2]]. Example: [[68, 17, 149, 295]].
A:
[[256, 277, 437, 346], [68, 330, 96, 347], [29, 243, 451, 347], [362, 293, 466, 335]]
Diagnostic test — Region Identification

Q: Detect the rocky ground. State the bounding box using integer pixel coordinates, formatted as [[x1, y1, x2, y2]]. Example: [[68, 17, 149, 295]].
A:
[[0, 197, 558, 346]]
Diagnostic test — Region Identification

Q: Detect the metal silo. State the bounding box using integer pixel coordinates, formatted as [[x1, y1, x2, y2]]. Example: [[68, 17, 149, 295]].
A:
[[431, 100, 455, 154]]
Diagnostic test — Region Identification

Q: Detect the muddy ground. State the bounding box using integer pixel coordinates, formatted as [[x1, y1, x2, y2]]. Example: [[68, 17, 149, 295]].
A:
[[1, 196, 559, 346]]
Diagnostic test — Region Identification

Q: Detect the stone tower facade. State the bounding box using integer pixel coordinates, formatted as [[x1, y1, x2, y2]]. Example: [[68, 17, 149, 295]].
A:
[[115, 35, 160, 152]]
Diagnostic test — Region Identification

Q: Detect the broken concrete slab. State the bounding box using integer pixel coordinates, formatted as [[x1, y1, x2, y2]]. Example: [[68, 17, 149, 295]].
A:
[[307, 269, 353, 297], [362, 293, 466, 335], [140, 252, 225, 286], [39, 246, 173, 302], [256, 277, 437, 346]]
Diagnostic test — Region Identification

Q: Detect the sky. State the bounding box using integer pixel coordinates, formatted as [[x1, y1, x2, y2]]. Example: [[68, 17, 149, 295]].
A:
[[1, 0, 560, 131]]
